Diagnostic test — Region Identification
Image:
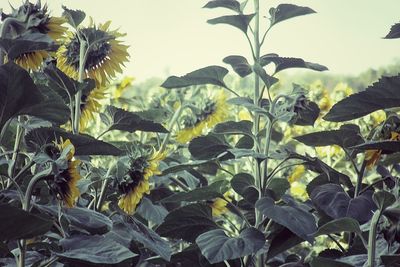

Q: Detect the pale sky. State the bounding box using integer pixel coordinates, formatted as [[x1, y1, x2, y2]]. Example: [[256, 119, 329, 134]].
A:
[[3, 0, 400, 82]]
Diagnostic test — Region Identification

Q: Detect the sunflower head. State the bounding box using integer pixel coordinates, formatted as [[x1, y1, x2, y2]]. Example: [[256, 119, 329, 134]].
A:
[[115, 150, 166, 215], [114, 76, 134, 99], [1, 1, 67, 70], [209, 192, 232, 217], [57, 20, 129, 86], [288, 165, 305, 184], [79, 84, 106, 131], [45, 138, 81, 208], [176, 91, 229, 143]]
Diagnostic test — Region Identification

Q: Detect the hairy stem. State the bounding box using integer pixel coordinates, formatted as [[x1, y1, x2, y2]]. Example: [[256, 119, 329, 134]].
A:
[[367, 210, 381, 267], [73, 39, 88, 134]]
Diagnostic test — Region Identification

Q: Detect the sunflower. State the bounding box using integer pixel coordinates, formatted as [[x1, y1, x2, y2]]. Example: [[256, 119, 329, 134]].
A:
[[79, 86, 107, 131], [56, 20, 129, 87], [176, 91, 229, 143], [209, 192, 232, 217], [366, 131, 400, 169], [288, 165, 305, 184], [116, 150, 167, 215], [1, 1, 67, 70], [47, 138, 81, 208], [114, 76, 134, 99]]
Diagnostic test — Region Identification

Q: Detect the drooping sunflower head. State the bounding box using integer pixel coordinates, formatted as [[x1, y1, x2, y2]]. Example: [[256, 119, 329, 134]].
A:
[[1, 0, 67, 70], [79, 85, 107, 131], [45, 138, 81, 208], [57, 20, 129, 86], [116, 150, 166, 215], [176, 91, 229, 143]]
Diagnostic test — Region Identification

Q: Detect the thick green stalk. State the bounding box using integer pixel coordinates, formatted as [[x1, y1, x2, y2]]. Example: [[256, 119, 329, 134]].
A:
[[160, 105, 184, 151], [73, 40, 88, 134], [367, 210, 381, 267], [8, 117, 24, 187]]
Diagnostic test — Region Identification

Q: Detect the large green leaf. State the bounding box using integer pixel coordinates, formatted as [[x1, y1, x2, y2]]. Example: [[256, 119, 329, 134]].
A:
[[37, 205, 112, 235], [207, 14, 255, 33], [260, 53, 328, 73], [56, 235, 136, 264], [227, 97, 269, 116], [266, 178, 290, 201], [196, 227, 265, 264], [324, 74, 400, 122], [203, 0, 241, 12], [310, 184, 377, 224], [231, 173, 258, 204], [213, 120, 253, 137], [0, 204, 53, 241], [0, 62, 67, 130], [108, 219, 171, 261], [136, 197, 168, 225], [25, 127, 122, 156], [310, 257, 353, 267], [161, 180, 229, 203], [62, 6, 86, 28], [43, 63, 81, 99], [269, 4, 316, 26], [223, 55, 253, 77], [267, 228, 303, 259], [0, 33, 58, 60], [103, 106, 168, 133], [294, 124, 364, 148], [315, 218, 362, 237], [161, 65, 228, 89], [253, 63, 279, 88], [373, 190, 396, 211], [156, 203, 218, 242], [384, 22, 400, 39], [189, 134, 231, 160], [255, 197, 316, 243]]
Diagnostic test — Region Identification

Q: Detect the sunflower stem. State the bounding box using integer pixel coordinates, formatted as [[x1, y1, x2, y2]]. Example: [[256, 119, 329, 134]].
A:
[[73, 39, 88, 134], [8, 116, 24, 187], [367, 209, 381, 267], [160, 105, 184, 152]]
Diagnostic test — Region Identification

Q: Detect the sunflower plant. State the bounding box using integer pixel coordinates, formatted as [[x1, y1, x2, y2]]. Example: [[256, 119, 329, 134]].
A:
[[1, 1, 400, 267]]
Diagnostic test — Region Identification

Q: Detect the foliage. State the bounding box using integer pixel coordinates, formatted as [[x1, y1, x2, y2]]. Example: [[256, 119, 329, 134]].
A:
[[0, 1, 400, 267]]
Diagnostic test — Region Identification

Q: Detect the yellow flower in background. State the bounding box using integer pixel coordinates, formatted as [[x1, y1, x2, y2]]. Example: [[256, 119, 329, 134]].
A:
[[316, 145, 343, 158], [288, 165, 305, 183], [79, 86, 107, 131], [366, 131, 400, 170], [370, 110, 386, 126], [333, 82, 353, 99], [318, 89, 332, 112], [114, 76, 134, 99], [210, 192, 232, 217], [290, 181, 308, 201], [2, 1, 67, 70], [238, 109, 252, 121], [57, 20, 129, 86], [117, 150, 167, 214], [176, 91, 229, 143], [51, 139, 81, 208]]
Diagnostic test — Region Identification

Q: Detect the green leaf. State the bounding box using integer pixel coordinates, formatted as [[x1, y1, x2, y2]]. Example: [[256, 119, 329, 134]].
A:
[[253, 63, 279, 88], [161, 65, 228, 89], [0, 62, 67, 130], [291, 100, 320, 126], [156, 203, 218, 242], [161, 180, 229, 203], [0, 204, 53, 241], [384, 22, 400, 39], [350, 141, 400, 153], [62, 6, 86, 28], [37, 205, 112, 235], [255, 197, 316, 243], [189, 134, 231, 160], [108, 219, 171, 261], [294, 124, 364, 148], [324, 74, 400, 122], [235, 135, 254, 149], [231, 173, 258, 204], [213, 120, 253, 136], [310, 257, 353, 267], [104, 106, 168, 133], [56, 235, 136, 264], [0, 33, 58, 60], [381, 255, 400, 266], [315, 218, 362, 236], [196, 227, 265, 264], [207, 14, 255, 33], [203, 0, 241, 12], [373, 190, 396, 211], [136, 197, 168, 225], [266, 178, 290, 200], [267, 228, 303, 259], [310, 184, 377, 224], [223, 55, 252, 77], [227, 97, 270, 116], [43, 63, 80, 99], [25, 127, 122, 156], [269, 4, 316, 26], [227, 148, 267, 160], [260, 53, 328, 73]]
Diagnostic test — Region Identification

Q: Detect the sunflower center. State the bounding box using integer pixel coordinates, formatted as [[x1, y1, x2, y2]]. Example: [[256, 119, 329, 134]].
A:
[[64, 28, 112, 71], [117, 157, 149, 194], [183, 101, 217, 128]]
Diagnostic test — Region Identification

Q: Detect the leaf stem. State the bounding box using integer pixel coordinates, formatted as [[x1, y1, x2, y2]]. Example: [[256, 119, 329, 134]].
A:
[[367, 210, 381, 267]]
